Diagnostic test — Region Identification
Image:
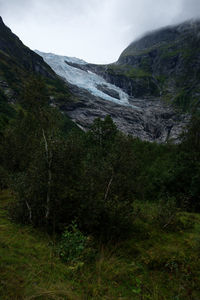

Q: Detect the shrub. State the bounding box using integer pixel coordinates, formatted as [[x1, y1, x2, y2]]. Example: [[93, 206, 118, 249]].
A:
[[58, 223, 87, 263]]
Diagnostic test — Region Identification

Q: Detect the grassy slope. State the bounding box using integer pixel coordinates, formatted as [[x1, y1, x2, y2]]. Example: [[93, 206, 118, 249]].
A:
[[1, 191, 200, 299]]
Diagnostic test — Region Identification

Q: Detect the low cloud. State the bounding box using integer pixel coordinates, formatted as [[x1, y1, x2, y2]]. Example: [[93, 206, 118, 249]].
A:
[[0, 0, 199, 63]]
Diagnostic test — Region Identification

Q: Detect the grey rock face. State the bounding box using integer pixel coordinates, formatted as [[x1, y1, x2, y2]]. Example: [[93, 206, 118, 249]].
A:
[[96, 84, 120, 99], [60, 81, 189, 143]]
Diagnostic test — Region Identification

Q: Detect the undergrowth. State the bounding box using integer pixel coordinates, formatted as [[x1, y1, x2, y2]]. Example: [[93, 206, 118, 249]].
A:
[[1, 190, 200, 299]]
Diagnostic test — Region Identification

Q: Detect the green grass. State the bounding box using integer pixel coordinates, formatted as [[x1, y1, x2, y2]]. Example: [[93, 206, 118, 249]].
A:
[[1, 191, 200, 299], [107, 64, 151, 78], [0, 191, 81, 299]]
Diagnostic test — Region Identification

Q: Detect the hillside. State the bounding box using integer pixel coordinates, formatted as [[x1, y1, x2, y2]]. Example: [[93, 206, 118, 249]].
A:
[[35, 20, 200, 141], [97, 20, 200, 111], [37, 51, 189, 143], [0, 16, 73, 107]]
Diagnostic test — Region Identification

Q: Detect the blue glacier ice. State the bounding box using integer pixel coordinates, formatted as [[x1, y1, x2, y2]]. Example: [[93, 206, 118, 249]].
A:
[[35, 51, 131, 106]]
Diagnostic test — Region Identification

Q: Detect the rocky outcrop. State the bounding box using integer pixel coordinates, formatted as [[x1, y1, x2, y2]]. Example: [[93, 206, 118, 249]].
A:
[[60, 81, 189, 143], [96, 84, 120, 99]]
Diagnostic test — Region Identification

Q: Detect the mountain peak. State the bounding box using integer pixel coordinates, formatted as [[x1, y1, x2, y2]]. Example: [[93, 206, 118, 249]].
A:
[[120, 19, 200, 57]]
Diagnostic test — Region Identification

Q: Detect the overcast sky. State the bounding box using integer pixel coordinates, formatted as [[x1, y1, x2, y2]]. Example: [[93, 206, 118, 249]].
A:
[[0, 0, 200, 63]]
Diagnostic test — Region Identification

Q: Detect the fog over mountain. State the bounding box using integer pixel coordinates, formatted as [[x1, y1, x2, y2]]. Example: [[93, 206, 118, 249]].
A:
[[0, 0, 200, 63]]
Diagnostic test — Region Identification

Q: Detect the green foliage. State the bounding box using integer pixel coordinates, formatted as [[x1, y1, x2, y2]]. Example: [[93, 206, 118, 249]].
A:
[[173, 90, 192, 112], [2, 191, 200, 299], [0, 89, 16, 133], [1, 80, 134, 240], [154, 196, 179, 230], [125, 67, 151, 78], [58, 223, 87, 263], [1, 77, 200, 243]]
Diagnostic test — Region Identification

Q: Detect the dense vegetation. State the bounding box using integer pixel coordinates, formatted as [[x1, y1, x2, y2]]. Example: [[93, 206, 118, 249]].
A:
[[1, 190, 200, 299], [1, 77, 200, 237], [1, 77, 200, 298]]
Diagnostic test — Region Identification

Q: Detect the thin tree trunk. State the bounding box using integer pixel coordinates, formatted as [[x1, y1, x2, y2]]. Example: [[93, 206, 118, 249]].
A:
[[26, 200, 32, 223], [104, 171, 114, 201], [42, 128, 52, 220], [46, 160, 52, 220]]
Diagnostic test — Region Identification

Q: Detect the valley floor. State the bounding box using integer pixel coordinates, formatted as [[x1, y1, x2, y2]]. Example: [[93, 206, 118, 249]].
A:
[[1, 190, 200, 299]]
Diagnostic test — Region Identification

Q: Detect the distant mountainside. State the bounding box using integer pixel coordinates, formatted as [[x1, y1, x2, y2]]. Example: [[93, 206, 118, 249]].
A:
[[101, 20, 200, 111], [54, 20, 200, 113], [0, 17, 193, 142], [38, 50, 189, 142]]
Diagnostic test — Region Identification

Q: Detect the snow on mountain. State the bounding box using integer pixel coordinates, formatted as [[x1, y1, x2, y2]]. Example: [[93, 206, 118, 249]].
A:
[[35, 51, 130, 106]]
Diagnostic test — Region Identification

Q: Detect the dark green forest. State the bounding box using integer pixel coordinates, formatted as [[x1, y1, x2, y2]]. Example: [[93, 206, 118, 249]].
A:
[[1, 77, 200, 299], [0, 77, 200, 240]]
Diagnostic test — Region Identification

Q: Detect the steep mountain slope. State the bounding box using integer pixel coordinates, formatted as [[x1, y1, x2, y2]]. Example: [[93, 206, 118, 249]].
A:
[[0, 16, 72, 104], [99, 20, 200, 111], [38, 50, 189, 143], [0, 17, 190, 142]]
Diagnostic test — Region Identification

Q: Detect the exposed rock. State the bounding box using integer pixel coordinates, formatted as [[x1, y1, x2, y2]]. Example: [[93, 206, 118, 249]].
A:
[[60, 81, 189, 143], [96, 84, 120, 99], [37, 43, 192, 142], [0, 16, 192, 143]]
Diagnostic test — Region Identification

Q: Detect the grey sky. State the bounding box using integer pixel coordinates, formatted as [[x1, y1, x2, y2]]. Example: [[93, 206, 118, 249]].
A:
[[0, 0, 200, 63]]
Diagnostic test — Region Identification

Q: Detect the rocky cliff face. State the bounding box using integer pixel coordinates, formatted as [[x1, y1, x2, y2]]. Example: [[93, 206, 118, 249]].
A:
[[59, 82, 189, 143]]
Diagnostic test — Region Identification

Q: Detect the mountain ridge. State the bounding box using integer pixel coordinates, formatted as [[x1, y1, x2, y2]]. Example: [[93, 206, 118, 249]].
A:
[[0, 16, 194, 142], [52, 19, 200, 111], [104, 19, 200, 109]]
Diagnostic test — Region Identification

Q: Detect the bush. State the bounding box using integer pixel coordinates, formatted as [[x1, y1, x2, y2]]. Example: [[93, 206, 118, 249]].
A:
[[58, 223, 87, 263]]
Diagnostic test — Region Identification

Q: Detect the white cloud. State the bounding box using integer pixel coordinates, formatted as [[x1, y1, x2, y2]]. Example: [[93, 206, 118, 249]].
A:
[[0, 0, 199, 63]]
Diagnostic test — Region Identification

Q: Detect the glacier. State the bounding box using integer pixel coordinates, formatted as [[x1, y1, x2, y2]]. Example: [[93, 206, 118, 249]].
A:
[[35, 50, 131, 106]]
